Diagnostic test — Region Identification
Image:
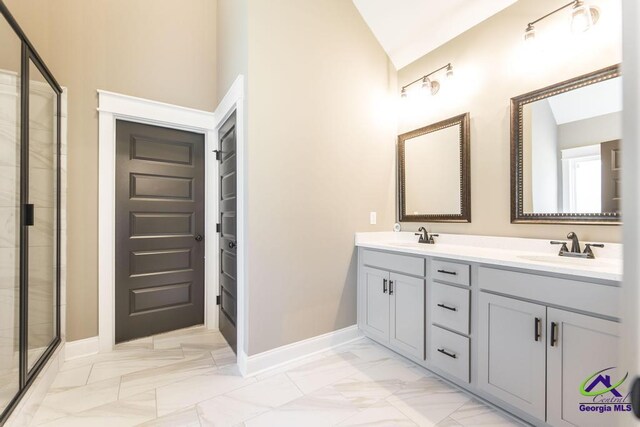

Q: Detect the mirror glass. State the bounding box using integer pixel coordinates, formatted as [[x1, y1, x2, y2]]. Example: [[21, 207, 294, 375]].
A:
[[405, 126, 461, 215], [521, 76, 622, 215], [27, 59, 58, 371], [0, 12, 21, 412], [398, 113, 470, 222]]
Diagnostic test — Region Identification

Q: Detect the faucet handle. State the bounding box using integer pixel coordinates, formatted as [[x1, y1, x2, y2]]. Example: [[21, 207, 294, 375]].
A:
[[583, 243, 604, 259], [550, 241, 569, 254]]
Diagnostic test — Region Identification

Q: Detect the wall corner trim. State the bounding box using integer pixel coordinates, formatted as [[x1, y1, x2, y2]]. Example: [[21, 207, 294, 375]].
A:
[[64, 336, 100, 361], [243, 325, 363, 377]]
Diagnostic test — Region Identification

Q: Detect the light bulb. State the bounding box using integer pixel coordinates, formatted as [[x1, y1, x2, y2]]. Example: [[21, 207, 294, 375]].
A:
[[421, 77, 432, 91], [571, 1, 599, 33], [400, 87, 407, 98], [446, 64, 454, 79], [524, 24, 536, 42]]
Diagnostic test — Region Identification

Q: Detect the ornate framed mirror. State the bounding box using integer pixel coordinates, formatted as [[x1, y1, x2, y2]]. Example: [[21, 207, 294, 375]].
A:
[[511, 65, 621, 224], [398, 113, 471, 223]]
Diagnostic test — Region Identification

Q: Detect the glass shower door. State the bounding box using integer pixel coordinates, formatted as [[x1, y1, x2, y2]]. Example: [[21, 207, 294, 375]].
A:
[[26, 59, 58, 371], [0, 12, 22, 413]]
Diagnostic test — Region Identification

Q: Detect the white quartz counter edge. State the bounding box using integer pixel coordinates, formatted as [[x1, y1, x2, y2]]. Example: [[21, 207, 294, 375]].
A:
[[356, 241, 622, 283]]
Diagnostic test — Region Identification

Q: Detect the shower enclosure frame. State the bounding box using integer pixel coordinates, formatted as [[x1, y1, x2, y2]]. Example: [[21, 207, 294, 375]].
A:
[[0, 2, 62, 424]]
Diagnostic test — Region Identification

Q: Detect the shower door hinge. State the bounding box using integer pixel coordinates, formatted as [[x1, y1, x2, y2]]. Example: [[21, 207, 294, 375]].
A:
[[213, 150, 221, 161], [216, 295, 221, 305]]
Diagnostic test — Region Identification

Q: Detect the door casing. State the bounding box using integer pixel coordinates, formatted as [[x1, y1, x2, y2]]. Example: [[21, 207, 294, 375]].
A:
[[97, 78, 248, 373]]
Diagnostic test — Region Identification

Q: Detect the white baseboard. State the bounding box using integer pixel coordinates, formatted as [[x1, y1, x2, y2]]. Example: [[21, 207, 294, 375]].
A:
[[65, 336, 100, 360], [244, 325, 363, 377]]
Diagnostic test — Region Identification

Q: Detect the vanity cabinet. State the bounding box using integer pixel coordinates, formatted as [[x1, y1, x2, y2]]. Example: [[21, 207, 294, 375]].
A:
[[360, 258, 425, 360], [477, 293, 547, 419], [546, 308, 620, 427], [357, 243, 622, 427], [478, 292, 621, 426]]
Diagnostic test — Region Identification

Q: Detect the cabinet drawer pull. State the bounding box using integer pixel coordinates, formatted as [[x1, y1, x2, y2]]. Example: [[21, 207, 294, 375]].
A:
[[437, 303, 457, 312], [550, 321, 558, 347], [389, 280, 394, 295], [534, 317, 541, 342], [437, 348, 457, 359], [383, 278, 387, 294], [437, 269, 457, 276]]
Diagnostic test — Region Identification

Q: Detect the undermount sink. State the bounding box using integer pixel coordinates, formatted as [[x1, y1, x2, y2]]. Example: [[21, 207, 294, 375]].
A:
[[517, 254, 615, 267]]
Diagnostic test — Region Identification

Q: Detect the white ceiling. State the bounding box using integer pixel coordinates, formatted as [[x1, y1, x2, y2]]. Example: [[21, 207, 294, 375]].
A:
[[352, 0, 518, 69], [547, 77, 623, 125]]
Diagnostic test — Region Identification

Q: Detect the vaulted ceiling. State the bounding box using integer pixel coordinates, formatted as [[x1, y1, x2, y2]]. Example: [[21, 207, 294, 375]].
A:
[[352, 0, 518, 69]]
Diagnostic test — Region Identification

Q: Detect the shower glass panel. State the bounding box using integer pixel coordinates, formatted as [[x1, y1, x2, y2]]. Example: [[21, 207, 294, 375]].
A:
[[26, 60, 58, 371], [0, 3, 61, 422], [0, 12, 22, 413]]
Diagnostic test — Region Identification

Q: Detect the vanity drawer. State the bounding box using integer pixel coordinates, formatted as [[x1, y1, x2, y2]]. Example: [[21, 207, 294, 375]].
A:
[[431, 259, 470, 286], [431, 282, 470, 335], [362, 249, 425, 277], [430, 325, 470, 383]]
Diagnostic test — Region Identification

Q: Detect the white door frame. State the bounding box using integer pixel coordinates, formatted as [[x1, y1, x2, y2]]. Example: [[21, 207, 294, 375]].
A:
[[97, 90, 219, 352], [621, 0, 640, 424]]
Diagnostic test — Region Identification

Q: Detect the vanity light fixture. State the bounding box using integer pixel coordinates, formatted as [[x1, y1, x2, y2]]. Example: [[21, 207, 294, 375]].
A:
[[523, 0, 599, 42], [400, 63, 454, 98]]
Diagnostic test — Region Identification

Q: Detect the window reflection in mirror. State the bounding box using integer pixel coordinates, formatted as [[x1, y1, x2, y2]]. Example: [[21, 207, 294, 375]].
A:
[[521, 76, 622, 215]]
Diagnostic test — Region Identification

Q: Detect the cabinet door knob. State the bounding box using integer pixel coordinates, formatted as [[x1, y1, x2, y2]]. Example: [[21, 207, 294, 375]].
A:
[[437, 269, 457, 276], [437, 348, 457, 359], [382, 278, 387, 294], [195, 234, 203, 242], [550, 322, 558, 347], [437, 303, 457, 312], [534, 317, 541, 342], [228, 241, 237, 249], [389, 280, 394, 295]]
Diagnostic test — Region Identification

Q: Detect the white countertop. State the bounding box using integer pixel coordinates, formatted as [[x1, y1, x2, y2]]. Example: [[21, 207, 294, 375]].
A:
[[355, 232, 622, 282]]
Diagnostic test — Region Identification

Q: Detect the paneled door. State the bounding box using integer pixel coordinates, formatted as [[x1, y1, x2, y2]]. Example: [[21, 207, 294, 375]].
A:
[[478, 292, 547, 420], [360, 266, 390, 343], [547, 308, 622, 427], [389, 272, 424, 359], [218, 112, 238, 353], [115, 120, 205, 343]]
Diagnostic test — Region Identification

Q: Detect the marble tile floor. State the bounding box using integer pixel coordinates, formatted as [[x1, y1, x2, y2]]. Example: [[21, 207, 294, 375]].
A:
[[29, 327, 524, 426]]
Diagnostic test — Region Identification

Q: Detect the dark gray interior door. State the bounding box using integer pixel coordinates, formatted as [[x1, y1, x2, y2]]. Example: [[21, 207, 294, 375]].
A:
[[601, 139, 621, 213], [115, 120, 205, 343], [218, 112, 237, 353]]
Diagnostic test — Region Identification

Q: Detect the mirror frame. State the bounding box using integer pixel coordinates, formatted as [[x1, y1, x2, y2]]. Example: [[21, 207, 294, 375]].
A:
[[510, 64, 621, 225], [398, 112, 471, 223]]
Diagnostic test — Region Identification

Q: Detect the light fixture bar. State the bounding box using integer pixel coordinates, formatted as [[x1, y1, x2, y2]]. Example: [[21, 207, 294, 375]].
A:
[[401, 63, 452, 92], [527, 0, 578, 27]]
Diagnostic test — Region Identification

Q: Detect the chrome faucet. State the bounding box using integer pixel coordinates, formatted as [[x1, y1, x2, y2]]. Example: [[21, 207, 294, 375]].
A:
[[550, 232, 604, 259], [415, 227, 438, 244]]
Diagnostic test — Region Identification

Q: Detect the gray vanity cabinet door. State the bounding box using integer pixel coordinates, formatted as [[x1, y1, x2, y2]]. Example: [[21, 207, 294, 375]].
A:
[[547, 308, 622, 427], [478, 293, 547, 420], [361, 266, 390, 343], [389, 273, 425, 360]]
